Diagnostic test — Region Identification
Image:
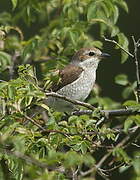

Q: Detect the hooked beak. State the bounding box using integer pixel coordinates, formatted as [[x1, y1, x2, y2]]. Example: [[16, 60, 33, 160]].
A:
[[100, 53, 110, 59]]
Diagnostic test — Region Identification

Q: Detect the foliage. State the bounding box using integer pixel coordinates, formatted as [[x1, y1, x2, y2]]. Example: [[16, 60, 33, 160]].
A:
[[0, 0, 140, 180]]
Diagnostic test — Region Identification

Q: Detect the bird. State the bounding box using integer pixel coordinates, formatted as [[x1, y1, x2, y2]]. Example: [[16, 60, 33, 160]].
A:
[[46, 47, 110, 112]]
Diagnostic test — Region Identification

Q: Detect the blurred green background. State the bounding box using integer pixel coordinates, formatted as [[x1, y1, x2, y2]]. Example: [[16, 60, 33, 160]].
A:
[[98, 0, 140, 101]]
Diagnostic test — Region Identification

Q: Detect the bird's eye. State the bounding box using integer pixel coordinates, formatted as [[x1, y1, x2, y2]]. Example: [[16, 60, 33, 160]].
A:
[[88, 51, 95, 56]]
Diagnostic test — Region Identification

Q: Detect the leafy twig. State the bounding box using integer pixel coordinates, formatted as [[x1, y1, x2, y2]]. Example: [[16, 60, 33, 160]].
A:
[[23, 114, 46, 131], [23, 114, 71, 138], [24, 114, 101, 138], [2, 149, 48, 168], [82, 127, 140, 178]]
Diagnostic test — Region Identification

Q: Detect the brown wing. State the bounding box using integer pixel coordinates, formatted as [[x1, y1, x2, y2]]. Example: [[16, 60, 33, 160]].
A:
[[50, 64, 83, 92]]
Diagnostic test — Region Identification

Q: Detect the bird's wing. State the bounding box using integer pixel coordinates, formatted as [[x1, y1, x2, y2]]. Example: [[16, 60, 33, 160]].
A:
[[50, 64, 83, 92]]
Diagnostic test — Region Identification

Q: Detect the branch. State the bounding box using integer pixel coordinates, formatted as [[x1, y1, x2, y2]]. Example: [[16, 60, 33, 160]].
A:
[[98, 162, 125, 173], [45, 93, 140, 117], [81, 126, 140, 178], [132, 36, 140, 102], [23, 114, 71, 138], [2, 148, 65, 173], [104, 36, 140, 103], [104, 36, 134, 58], [118, 126, 140, 148], [45, 92, 96, 110], [72, 108, 140, 117], [23, 114, 46, 131]]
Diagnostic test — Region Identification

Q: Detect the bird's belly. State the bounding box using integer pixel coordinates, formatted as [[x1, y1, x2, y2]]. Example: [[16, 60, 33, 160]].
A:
[[46, 70, 96, 112], [58, 70, 96, 101]]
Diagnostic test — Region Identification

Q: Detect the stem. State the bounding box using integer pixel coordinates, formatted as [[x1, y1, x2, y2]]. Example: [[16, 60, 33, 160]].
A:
[[132, 36, 140, 102]]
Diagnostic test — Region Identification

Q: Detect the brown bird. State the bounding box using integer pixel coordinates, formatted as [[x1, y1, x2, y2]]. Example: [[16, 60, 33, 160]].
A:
[[46, 47, 110, 112]]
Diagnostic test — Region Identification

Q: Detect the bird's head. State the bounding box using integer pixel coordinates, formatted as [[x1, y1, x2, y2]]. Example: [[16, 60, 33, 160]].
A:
[[71, 47, 110, 69]]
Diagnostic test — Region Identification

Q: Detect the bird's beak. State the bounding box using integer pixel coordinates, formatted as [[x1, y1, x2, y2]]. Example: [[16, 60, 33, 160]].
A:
[[100, 53, 110, 59]]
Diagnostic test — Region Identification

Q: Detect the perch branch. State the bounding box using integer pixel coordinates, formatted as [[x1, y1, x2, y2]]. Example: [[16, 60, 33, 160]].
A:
[[72, 108, 140, 117], [45, 92, 96, 110], [45, 92, 140, 117]]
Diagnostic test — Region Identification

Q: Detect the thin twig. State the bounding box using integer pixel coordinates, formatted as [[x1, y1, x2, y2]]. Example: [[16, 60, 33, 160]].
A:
[[122, 126, 140, 148], [98, 162, 125, 173], [23, 114, 46, 131], [104, 36, 134, 58], [23, 114, 102, 138], [97, 168, 110, 180], [131, 143, 140, 148], [80, 167, 95, 177], [23, 114, 70, 138], [96, 152, 112, 168], [132, 36, 140, 102]]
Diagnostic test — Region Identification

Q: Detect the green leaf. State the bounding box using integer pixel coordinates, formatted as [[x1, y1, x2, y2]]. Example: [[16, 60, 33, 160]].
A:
[[0, 82, 8, 90], [129, 114, 140, 126], [81, 141, 88, 154], [123, 100, 139, 107], [124, 118, 133, 132], [68, 115, 79, 124], [111, 26, 119, 37], [113, 147, 131, 163], [83, 154, 95, 167], [115, 74, 128, 86], [7, 85, 15, 99], [91, 41, 103, 48], [11, 0, 18, 10], [69, 31, 77, 46], [22, 38, 38, 62], [115, 0, 129, 13], [67, 6, 79, 21], [117, 33, 129, 63], [125, 115, 140, 129], [64, 151, 83, 167], [133, 152, 140, 176], [0, 51, 11, 71], [122, 87, 133, 99], [87, 1, 97, 21], [112, 6, 119, 24], [39, 103, 50, 111], [133, 115, 140, 125]]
